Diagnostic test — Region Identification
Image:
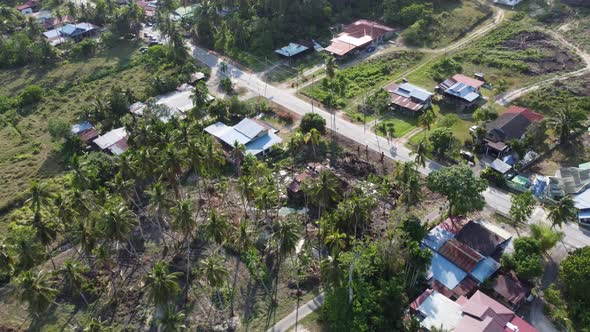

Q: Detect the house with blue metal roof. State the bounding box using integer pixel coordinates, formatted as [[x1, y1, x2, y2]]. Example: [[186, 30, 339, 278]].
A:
[[437, 74, 485, 110], [205, 118, 283, 157], [43, 22, 98, 46], [384, 81, 433, 116]]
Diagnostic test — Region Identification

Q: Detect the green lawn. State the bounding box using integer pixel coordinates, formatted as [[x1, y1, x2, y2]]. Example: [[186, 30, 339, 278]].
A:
[[407, 103, 477, 147], [375, 112, 418, 138]]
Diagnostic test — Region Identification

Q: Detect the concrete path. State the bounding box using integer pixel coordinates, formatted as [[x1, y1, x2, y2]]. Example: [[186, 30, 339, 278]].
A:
[[266, 293, 324, 332]]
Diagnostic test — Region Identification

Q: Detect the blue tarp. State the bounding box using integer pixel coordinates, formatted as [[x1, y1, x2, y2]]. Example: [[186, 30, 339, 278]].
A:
[[532, 175, 548, 199], [470, 256, 500, 283], [429, 251, 468, 290], [503, 155, 516, 166]]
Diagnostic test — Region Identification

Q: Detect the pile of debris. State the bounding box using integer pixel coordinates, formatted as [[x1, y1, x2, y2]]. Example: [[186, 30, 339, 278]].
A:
[[335, 152, 376, 177]]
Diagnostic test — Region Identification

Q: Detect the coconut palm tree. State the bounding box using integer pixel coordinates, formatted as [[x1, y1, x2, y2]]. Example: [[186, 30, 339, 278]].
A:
[[304, 128, 321, 159], [60, 260, 90, 305], [548, 195, 578, 229], [170, 199, 195, 298], [230, 141, 246, 176], [83, 318, 105, 332], [228, 220, 253, 317], [10, 270, 58, 318], [254, 185, 277, 221], [418, 108, 436, 132], [200, 253, 228, 313], [548, 106, 586, 145], [238, 175, 255, 217], [157, 306, 186, 332], [412, 140, 428, 169], [161, 143, 186, 200], [204, 209, 229, 246], [191, 81, 210, 120], [99, 200, 137, 252], [325, 56, 337, 80], [272, 218, 300, 301], [30, 212, 58, 269], [287, 131, 304, 158], [145, 261, 183, 309], [303, 170, 341, 219], [26, 181, 53, 216]]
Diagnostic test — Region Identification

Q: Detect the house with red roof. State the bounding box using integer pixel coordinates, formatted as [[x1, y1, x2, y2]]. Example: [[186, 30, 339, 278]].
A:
[[437, 74, 485, 110], [16, 0, 39, 14], [411, 289, 538, 332], [484, 106, 545, 157], [325, 20, 396, 57]]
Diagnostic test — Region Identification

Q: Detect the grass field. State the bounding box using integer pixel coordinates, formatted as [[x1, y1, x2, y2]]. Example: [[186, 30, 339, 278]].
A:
[[0, 43, 156, 215], [407, 103, 477, 147], [375, 112, 418, 138], [408, 0, 493, 49]]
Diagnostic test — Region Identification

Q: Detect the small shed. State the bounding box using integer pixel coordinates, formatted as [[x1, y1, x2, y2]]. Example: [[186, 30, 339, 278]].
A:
[[489, 158, 512, 175], [274, 43, 310, 58]]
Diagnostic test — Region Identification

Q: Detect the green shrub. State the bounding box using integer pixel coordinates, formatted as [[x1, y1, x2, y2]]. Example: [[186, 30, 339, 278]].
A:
[[19, 85, 44, 106], [480, 167, 505, 187], [300, 113, 326, 133]]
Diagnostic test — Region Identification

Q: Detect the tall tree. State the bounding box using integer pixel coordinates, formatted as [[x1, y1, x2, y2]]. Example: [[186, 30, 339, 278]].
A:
[[426, 165, 487, 218], [157, 306, 186, 332], [304, 128, 321, 159], [144, 261, 182, 309], [412, 140, 428, 168], [272, 218, 300, 301], [418, 108, 436, 132], [392, 161, 422, 207], [508, 191, 536, 234], [60, 260, 90, 305], [548, 106, 586, 145], [548, 195, 578, 229]]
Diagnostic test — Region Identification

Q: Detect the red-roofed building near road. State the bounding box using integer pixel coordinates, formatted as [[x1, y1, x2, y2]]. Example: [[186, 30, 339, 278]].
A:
[[411, 289, 538, 332], [484, 106, 545, 157], [325, 20, 395, 57]]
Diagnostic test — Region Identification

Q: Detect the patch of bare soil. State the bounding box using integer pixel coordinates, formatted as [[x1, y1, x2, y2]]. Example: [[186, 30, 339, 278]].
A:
[[502, 31, 580, 75], [555, 73, 590, 97]]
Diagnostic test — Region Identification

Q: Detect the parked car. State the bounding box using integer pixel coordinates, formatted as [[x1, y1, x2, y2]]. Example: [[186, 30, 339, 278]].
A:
[[469, 125, 479, 134], [148, 41, 160, 47], [460, 150, 475, 164], [139, 47, 148, 54], [366, 46, 376, 53]]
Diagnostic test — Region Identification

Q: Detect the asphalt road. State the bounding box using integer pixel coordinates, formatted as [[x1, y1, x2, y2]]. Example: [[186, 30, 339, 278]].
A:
[[266, 293, 325, 332]]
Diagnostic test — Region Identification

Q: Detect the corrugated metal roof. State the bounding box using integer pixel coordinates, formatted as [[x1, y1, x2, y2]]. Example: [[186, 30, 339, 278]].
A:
[[439, 239, 483, 272], [490, 159, 512, 174], [470, 256, 500, 283], [245, 131, 282, 156], [275, 43, 309, 57], [417, 291, 463, 331], [423, 226, 455, 251], [234, 118, 265, 139], [93, 127, 127, 149], [428, 251, 468, 290]]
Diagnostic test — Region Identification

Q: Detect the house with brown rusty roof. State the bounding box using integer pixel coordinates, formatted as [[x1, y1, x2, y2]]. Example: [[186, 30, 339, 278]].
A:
[[484, 106, 544, 157], [490, 272, 532, 310], [325, 20, 395, 57]]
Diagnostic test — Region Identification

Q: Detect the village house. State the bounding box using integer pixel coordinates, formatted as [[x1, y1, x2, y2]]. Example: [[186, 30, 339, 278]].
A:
[[43, 22, 99, 46], [437, 74, 485, 110], [137, 0, 158, 20], [490, 272, 532, 310], [205, 118, 282, 157], [422, 218, 510, 300], [93, 127, 129, 155], [16, 0, 38, 14], [325, 20, 395, 58], [484, 106, 544, 157], [71, 121, 99, 142], [410, 289, 538, 332], [383, 81, 433, 116], [275, 42, 313, 60]]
